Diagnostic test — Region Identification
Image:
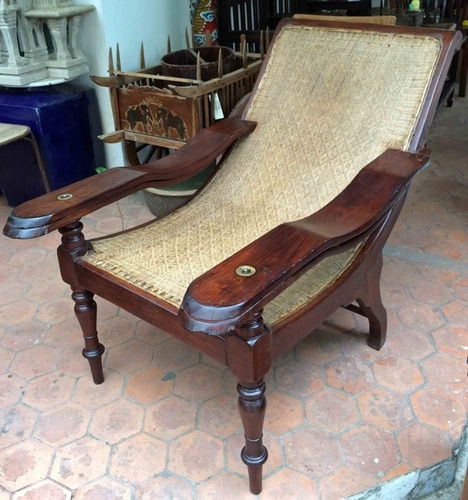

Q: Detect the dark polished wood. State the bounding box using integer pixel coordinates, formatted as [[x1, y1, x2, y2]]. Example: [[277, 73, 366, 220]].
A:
[[440, 0, 468, 97], [218, 0, 371, 50], [238, 382, 268, 494], [1, 20, 461, 495], [356, 253, 388, 350], [271, 185, 409, 362], [77, 260, 228, 365], [72, 289, 104, 384], [180, 149, 429, 334], [3, 118, 256, 239], [228, 311, 271, 494], [58, 222, 104, 384]]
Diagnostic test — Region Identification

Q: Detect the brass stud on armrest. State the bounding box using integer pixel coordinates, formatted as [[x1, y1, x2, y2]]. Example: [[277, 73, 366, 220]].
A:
[[236, 265, 256, 277], [57, 193, 73, 201]]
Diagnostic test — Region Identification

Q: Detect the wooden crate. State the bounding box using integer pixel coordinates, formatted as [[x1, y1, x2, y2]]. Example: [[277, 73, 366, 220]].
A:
[[92, 46, 263, 165]]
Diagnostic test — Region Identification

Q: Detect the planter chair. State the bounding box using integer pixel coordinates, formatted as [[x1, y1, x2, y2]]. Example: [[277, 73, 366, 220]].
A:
[[4, 19, 460, 494]]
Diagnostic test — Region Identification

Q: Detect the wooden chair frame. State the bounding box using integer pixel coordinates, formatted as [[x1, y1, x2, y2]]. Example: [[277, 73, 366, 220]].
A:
[[3, 19, 461, 494]]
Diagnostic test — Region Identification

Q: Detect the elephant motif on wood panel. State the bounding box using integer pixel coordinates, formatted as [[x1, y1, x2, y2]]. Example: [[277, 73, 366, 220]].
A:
[[156, 106, 187, 140], [126, 104, 153, 133]]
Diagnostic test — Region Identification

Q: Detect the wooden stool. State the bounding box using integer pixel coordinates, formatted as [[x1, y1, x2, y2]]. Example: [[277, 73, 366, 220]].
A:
[[0, 123, 51, 199]]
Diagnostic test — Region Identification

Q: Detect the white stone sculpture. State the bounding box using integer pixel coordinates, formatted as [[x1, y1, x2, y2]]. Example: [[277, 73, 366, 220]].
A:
[[0, 0, 94, 86]]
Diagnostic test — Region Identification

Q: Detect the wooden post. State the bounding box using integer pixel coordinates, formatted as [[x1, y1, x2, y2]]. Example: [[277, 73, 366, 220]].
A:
[[185, 26, 191, 49], [218, 47, 223, 78], [116, 43, 121, 71], [260, 30, 265, 59], [189, 47, 207, 63], [241, 34, 247, 68], [140, 42, 146, 70], [108, 47, 114, 75], [196, 51, 202, 81], [167, 34, 172, 54]]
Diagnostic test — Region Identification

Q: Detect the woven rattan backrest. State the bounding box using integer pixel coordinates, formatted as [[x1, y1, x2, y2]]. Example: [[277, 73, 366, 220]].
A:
[[230, 22, 442, 222]]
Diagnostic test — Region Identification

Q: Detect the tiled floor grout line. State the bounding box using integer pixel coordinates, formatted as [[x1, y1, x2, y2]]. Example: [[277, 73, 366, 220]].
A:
[[1, 99, 466, 499], [384, 245, 468, 275]]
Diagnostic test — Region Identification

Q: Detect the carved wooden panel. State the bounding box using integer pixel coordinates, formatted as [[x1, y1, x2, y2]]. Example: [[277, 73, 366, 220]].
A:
[[117, 87, 199, 142]]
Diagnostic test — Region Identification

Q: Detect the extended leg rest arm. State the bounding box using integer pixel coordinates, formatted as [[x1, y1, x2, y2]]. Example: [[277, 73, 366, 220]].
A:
[[3, 118, 256, 239]]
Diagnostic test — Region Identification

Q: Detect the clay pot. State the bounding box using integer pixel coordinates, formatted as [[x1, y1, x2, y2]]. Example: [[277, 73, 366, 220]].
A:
[[161, 46, 234, 81]]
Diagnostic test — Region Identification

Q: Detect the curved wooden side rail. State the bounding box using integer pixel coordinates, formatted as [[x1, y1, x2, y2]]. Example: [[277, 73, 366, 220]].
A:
[[179, 149, 430, 335], [3, 118, 256, 239]]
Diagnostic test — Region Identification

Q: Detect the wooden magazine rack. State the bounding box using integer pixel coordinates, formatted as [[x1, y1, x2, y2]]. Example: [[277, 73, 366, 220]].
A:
[[92, 37, 264, 166]]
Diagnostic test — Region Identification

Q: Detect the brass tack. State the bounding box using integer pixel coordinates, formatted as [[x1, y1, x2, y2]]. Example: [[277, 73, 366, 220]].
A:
[[236, 265, 256, 277], [56, 193, 73, 201]]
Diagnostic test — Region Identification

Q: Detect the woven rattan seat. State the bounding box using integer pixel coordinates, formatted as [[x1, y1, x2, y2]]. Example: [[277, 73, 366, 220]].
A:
[[4, 19, 460, 495], [84, 25, 439, 319], [87, 229, 364, 325], [263, 243, 364, 324]]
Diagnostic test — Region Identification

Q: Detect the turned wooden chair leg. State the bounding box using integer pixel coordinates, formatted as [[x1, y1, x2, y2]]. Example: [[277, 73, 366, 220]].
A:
[[72, 288, 105, 384], [237, 381, 268, 494], [227, 310, 272, 494], [58, 222, 105, 384]]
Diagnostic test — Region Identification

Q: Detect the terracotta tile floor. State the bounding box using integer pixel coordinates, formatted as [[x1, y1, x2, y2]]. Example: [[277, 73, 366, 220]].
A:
[[0, 97, 467, 499]]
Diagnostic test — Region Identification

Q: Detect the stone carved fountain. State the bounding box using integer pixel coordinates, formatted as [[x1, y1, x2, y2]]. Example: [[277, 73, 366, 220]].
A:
[[0, 0, 94, 86]]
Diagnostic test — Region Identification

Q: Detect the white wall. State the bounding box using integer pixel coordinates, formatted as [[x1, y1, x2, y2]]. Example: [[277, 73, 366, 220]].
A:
[[101, 0, 190, 74], [74, 0, 191, 167]]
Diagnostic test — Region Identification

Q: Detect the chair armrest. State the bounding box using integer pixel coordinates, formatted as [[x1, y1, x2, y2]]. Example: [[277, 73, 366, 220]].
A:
[[180, 149, 430, 335], [3, 118, 256, 239]]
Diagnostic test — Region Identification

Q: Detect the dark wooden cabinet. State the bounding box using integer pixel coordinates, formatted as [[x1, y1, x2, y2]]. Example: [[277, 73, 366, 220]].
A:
[[218, 0, 371, 49]]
